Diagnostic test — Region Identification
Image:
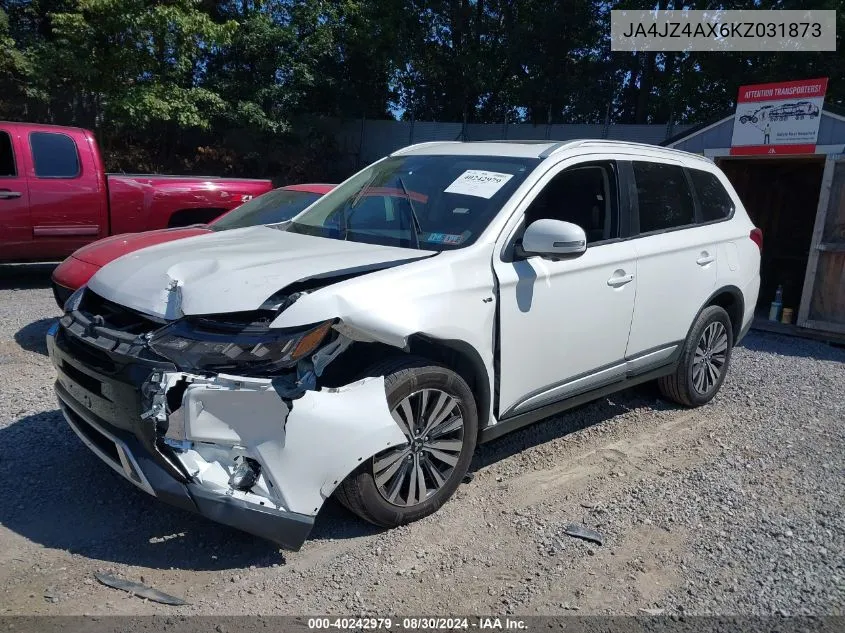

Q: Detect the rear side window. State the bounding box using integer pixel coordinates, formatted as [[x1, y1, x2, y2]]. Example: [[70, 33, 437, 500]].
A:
[[0, 132, 15, 177], [30, 132, 80, 178], [633, 161, 695, 233], [689, 169, 735, 222]]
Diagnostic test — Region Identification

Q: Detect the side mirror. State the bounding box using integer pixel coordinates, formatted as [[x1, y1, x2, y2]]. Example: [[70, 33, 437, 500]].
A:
[[519, 219, 587, 259]]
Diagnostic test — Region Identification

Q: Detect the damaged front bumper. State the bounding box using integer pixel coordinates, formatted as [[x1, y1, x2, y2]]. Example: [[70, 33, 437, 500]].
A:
[[47, 315, 405, 550]]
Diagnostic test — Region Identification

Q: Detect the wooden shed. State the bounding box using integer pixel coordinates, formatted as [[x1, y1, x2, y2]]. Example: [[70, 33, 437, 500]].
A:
[[664, 106, 845, 341]]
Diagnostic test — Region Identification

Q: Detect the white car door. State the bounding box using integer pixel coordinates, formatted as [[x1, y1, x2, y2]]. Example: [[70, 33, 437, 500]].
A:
[[493, 159, 638, 418], [623, 159, 718, 358]]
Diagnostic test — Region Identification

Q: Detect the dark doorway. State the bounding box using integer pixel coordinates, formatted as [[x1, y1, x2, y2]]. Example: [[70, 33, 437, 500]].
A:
[[718, 157, 824, 315]]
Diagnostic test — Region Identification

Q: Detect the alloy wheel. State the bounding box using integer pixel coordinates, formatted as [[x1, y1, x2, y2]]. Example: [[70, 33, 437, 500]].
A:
[[691, 321, 728, 395], [373, 389, 465, 507]]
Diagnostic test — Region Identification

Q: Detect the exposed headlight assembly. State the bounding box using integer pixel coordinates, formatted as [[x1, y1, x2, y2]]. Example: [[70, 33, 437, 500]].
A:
[[148, 318, 334, 374]]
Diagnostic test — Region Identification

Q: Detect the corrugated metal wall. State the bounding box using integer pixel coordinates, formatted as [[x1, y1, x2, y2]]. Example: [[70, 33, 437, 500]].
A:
[[670, 118, 733, 153], [335, 119, 695, 166], [815, 112, 845, 146]]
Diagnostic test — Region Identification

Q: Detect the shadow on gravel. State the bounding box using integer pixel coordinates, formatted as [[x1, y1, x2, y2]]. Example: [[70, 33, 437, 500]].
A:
[[308, 501, 383, 542], [14, 318, 56, 356], [473, 385, 663, 471], [0, 263, 56, 290], [0, 409, 374, 570], [741, 331, 845, 363]]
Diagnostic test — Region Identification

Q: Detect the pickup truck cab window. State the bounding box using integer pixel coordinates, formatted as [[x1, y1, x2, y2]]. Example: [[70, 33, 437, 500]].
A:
[[0, 132, 15, 177], [29, 131, 81, 178]]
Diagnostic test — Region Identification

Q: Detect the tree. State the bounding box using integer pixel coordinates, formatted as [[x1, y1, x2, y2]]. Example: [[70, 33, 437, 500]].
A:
[[0, 5, 39, 118], [2, 0, 843, 175], [44, 0, 236, 132]]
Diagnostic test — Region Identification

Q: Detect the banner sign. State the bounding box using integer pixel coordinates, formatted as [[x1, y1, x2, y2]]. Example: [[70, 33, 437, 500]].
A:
[[730, 77, 828, 155]]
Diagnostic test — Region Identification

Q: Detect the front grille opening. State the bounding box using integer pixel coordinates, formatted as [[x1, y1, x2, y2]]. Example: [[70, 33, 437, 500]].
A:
[[64, 405, 121, 466], [61, 361, 109, 401], [79, 290, 164, 335]]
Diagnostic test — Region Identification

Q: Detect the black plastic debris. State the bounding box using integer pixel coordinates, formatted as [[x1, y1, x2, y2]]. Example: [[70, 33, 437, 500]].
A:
[[94, 572, 189, 605], [564, 522, 604, 546]]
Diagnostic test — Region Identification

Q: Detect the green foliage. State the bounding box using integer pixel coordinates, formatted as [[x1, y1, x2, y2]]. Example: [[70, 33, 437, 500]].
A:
[[1, 0, 843, 174], [0, 7, 38, 116], [111, 85, 229, 129], [44, 0, 236, 129]]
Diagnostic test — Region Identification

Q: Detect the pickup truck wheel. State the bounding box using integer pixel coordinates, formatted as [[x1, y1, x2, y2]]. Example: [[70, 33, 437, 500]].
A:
[[658, 305, 733, 408], [335, 356, 478, 528]]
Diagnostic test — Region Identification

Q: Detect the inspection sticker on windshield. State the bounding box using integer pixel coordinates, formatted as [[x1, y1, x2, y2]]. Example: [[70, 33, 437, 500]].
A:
[[444, 170, 513, 199], [427, 232, 464, 245]]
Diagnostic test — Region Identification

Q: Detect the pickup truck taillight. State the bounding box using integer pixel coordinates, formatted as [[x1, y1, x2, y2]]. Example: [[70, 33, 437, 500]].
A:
[[750, 227, 763, 252]]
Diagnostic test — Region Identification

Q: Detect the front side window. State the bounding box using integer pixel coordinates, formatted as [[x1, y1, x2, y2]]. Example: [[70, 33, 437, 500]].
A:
[[633, 161, 695, 233], [523, 162, 619, 244], [282, 155, 540, 250], [30, 132, 80, 178], [210, 189, 323, 231], [0, 132, 15, 177], [689, 169, 735, 223]]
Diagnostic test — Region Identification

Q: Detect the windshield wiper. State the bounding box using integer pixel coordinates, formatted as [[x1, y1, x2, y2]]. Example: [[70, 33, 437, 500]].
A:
[[349, 172, 377, 209], [337, 172, 380, 240], [397, 176, 423, 250]]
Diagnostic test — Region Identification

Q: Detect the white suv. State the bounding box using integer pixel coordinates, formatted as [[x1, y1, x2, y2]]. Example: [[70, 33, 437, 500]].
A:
[[48, 140, 761, 549]]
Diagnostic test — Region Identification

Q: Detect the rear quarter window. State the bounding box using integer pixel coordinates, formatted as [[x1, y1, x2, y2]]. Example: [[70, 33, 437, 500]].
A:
[[29, 132, 80, 178], [689, 169, 735, 222]]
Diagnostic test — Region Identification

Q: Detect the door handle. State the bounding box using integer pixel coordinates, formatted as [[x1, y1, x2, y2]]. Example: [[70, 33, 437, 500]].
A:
[[607, 273, 634, 288], [0, 190, 22, 200], [696, 253, 715, 266]]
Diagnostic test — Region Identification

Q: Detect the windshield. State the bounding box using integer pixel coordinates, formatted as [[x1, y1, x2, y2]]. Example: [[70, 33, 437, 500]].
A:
[[210, 189, 323, 231], [282, 155, 540, 250]]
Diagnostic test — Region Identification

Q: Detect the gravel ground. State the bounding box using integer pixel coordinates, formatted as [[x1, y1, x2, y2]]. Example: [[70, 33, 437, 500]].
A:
[[0, 263, 843, 616]]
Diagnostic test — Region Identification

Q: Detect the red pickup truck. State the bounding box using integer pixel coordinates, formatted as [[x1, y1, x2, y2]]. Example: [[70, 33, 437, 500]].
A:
[[0, 121, 273, 262]]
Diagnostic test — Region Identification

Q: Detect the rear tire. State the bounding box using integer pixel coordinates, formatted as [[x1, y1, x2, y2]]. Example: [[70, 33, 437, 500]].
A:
[[335, 355, 478, 528], [658, 305, 733, 408]]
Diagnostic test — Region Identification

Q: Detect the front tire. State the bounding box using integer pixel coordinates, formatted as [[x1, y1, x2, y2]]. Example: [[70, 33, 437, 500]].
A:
[[335, 356, 478, 528], [658, 305, 733, 408]]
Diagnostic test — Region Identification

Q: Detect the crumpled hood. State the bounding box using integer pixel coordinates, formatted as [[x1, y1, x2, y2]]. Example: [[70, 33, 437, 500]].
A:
[[87, 226, 434, 319]]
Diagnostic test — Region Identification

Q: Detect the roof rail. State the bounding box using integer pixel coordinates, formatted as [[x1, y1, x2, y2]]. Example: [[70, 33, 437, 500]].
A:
[[538, 141, 580, 158], [472, 139, 559, 145], [391, 141, 462, 156], [545, 139, 711, 162]]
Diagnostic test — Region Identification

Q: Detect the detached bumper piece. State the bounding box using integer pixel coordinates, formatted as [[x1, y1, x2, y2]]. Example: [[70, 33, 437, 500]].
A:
[[47, 319, 316, 550]]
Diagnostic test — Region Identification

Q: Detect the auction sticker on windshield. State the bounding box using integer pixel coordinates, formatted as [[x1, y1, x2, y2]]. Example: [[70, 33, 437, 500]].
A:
[[444, 170, 514, 198]]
